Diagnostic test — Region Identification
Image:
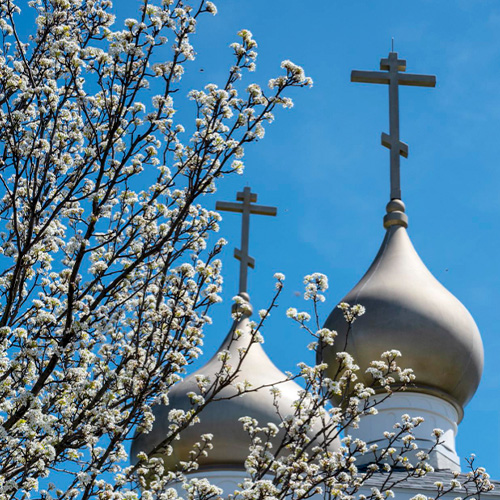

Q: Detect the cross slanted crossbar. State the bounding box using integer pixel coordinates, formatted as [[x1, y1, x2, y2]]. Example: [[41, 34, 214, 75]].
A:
[[216, 187, 277, 295], [351, 52, 436, 200]]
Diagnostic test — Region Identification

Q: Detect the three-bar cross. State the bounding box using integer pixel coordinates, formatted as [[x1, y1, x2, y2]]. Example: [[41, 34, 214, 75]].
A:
[[216, 187, 277, 295], [351, 52, 436, 200]]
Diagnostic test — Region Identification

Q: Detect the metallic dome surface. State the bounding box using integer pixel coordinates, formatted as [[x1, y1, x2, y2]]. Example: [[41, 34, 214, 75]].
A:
[[132, 297, 338, 471], [320, 223, 483, 418]]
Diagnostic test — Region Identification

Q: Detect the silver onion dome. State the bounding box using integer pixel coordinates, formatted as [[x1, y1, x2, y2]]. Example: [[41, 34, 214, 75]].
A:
[[132, 294, 338, 471], [319, 201, 483, 420]]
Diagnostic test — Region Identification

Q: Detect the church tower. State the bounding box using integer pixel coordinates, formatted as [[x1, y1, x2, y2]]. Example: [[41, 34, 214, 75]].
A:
[[130, 51, 498, 499], [318, 52, 484, 471], [131, 187, 338, 492]]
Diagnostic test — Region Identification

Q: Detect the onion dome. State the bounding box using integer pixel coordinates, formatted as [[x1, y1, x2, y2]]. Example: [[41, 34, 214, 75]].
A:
[[319, 200, 484, 420], [132, 294, 337, 471]]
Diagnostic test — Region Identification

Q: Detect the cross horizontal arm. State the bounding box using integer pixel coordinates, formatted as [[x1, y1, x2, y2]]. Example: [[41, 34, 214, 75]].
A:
[[215, 201, 244, 213], [380, 57, 406, 72], [352, 70, 436, 88], [215, 201, 277, 216], [234, 248, 255, 268], [351, 70, 389, 85], [381, 132, 408, 158], [250, 204, 277, 216], [237, 190, 257, 202], [398, 73, 436, 87]]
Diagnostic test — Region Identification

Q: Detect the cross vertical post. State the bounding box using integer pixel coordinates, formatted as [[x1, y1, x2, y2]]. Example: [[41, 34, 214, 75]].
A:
[[237, 187, 252, 294], [388, 53, 403, 200], [351, 52, 436, 201], [216, 187, 277, 295]]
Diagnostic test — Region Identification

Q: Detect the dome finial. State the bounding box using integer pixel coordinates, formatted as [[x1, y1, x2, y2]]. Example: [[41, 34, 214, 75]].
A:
[[351, 51, 436, 220], [216, 186, 277, 295], [383, 198, 408, 228]]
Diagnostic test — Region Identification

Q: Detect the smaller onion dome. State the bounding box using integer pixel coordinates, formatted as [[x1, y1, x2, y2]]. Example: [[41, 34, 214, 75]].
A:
[[132, 294, 338, 471], [319, 201, 483, 420]]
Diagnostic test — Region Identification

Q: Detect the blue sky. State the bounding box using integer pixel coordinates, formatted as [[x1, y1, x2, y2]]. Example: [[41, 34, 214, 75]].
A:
[[173, 0, 500, 477]]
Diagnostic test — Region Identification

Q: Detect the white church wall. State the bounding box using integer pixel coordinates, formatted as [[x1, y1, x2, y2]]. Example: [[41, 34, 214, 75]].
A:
[[175, 471, 500, 500], [350, 393, 461, 471]]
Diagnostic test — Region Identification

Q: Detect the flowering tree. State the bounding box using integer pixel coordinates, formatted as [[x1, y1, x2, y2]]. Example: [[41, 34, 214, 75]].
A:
[[0, 0, 493, 499]]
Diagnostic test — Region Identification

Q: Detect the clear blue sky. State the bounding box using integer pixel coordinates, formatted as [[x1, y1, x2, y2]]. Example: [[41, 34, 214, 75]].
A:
[[174, 0, 500, 477]]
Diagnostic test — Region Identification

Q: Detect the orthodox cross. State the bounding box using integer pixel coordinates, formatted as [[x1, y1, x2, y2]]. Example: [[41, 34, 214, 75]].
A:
[[216, 187, 277, 295], [351, 52, 436, 200]]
